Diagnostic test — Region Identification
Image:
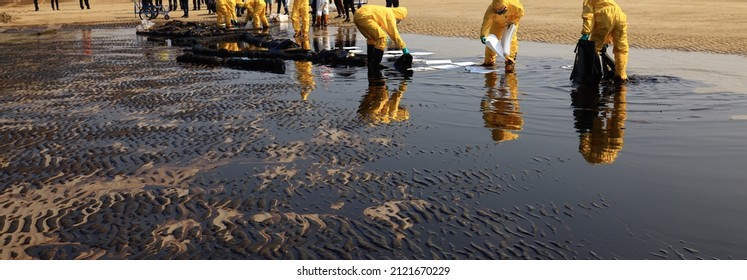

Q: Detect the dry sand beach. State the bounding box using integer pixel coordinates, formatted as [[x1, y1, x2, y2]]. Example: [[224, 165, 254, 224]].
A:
[[2, 0, 747, 55]]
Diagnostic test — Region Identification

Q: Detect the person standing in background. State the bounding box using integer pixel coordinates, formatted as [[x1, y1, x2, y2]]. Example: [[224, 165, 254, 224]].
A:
[[385, 0, 398, 8], [265, 0, 272, 16], [334, 0, 343, 18], [342, 0, 355, 22], [180, 0, 189, 17], [51, 0, 60, 10], [33, 0, 39, 11], [170, 0, 178, 10], [80, 0, 90, 10], [193, 0, 201, 10], [276, 0, 288, 15]]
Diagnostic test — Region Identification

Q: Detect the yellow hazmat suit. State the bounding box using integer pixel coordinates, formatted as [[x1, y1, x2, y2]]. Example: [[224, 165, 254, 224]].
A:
[[582, 0, 628, 80], [215, 0, 236, 27], [242, 0, 269, 29], [480, 0, 523, 67], [358, 80, 409, 125], [291, 0, 311, 37], [216, 0, 230, 27], [227, 0, 237, 26], [480, 72, 523, 142], [353, 5, 408, 51]]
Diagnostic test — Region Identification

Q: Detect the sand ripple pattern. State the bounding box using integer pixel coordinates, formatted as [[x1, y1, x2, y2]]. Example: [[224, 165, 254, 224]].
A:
[[0, 28, 710, 260]]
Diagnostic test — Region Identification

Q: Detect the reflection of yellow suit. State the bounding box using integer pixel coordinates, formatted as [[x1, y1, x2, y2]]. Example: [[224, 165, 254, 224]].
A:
[[578, 85, 627, 164], [295, 61, 315, 100], [480, 0, 523, 65], [291, 0, 310, 37], [353, 5, 408, 51], [241, 0, 269, 29], [480, 72, 523, 142], [582, 0, 628, 80], [358, 80, 409, 124], [296, 36, 311, 51], [218, 42, 240, 51]]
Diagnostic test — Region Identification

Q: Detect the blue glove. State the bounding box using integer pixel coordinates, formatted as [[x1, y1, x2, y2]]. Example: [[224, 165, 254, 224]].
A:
[[480, 36, 486, 44], [402, 48, 409, 55], [580, 34, 590, 40]]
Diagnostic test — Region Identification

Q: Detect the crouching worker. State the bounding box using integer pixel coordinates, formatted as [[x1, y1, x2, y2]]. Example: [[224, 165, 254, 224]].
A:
[[480, 0, 524, 73], [353, 5, 409, 71], [241, 0, 270, 29], [580, 0, 628, 83]]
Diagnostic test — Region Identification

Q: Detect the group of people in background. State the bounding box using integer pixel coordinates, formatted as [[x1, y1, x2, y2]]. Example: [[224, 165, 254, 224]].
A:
[[33, 0, 89, 11]]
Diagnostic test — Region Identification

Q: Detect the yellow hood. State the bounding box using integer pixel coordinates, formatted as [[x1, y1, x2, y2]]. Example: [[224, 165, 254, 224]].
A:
[[391, 7, 408, 21], [490, 0, 507, 11]]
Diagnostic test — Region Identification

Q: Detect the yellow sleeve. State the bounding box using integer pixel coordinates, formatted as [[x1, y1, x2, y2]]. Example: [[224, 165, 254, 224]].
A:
[[507, 3, 523, 24], [386, 13, 407, 49], [480, 7, 494, 37], [582, 0, 594, 35]]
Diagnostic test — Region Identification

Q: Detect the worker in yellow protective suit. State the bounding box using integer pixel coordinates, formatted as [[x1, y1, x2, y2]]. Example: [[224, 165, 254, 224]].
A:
[[291, 0, 311, 37], [581, 0, 628, 82], [215, 0, 237, 28], [358, 78, 409, 125], [480, 72, 523, 142], [571, 84, 627, 164], [353, 5, 409, 71], [241, 0, 270, 29], [479, 0, 523, 72]]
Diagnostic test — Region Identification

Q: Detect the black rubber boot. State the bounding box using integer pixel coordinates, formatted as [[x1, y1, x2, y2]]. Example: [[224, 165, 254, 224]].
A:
[[366, 44, 374, 70], [370, 47, 386, 71]]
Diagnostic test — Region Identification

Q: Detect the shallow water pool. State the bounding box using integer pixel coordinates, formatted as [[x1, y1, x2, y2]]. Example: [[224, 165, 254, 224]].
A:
[[0, 25, 746, 259]]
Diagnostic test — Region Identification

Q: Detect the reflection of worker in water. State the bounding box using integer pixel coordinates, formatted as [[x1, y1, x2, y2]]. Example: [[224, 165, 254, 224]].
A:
[[242, 0, 270, 29], [353, 5, 409, 71], [313, 28, 331, 52], [295, 61, 316, 100], [480, 72, 523, 142], [480, 0, 523, 72], [295, 36, 315, 100], [291, 0, 311, 37], [571, 84, 627, 164], [580, 0, 628, 83], [334, 26, 357, 50], [82, 30, 92, 56], [358, 78, 410, 125], [218, 42, 240, 51]]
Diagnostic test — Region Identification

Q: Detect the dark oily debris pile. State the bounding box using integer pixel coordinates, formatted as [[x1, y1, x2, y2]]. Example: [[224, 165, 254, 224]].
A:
[[136, 20, 239, 38], [138, 21, 366, 73]]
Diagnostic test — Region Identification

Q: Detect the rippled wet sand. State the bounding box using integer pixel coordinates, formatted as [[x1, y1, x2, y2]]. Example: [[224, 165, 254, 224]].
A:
[[2, 25, 747, 260]]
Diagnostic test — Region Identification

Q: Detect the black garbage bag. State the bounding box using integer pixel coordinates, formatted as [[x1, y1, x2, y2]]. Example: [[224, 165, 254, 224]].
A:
[[393, 53, 413, 76], [600, 44, 616, 80], [570, 39, 603, 85]]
